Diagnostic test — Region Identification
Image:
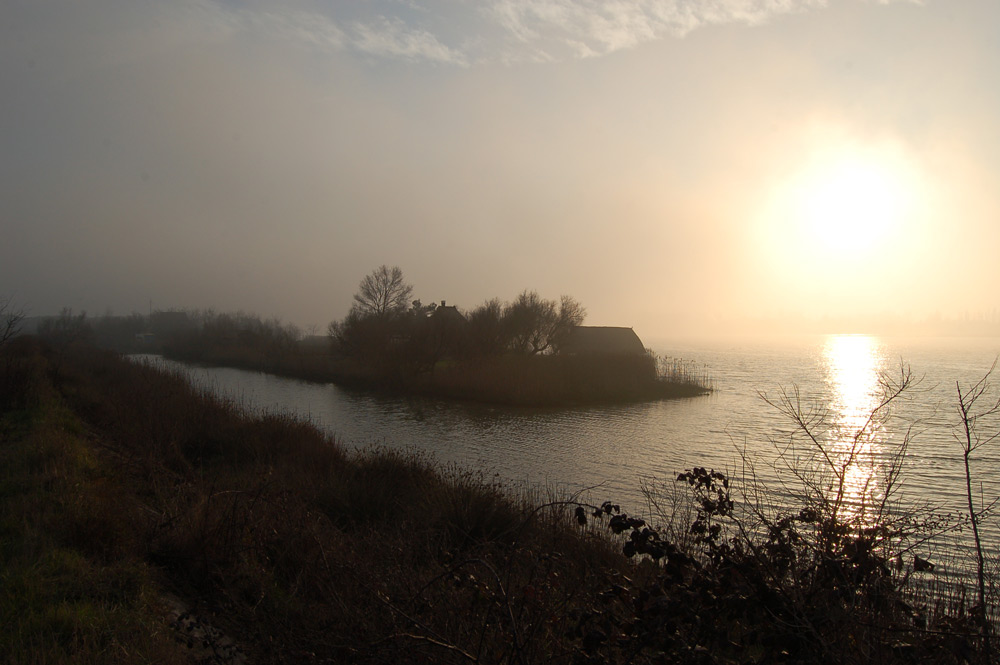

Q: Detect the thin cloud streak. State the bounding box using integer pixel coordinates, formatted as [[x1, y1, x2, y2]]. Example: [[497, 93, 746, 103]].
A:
[[487, 0, 825, 60], [351, 16, 468, 65], [188, 0, 917, 66]]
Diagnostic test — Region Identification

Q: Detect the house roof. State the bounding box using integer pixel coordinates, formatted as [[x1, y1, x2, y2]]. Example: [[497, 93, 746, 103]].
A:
[[431, 304, 466, 324], [559, 326, 646, 355]]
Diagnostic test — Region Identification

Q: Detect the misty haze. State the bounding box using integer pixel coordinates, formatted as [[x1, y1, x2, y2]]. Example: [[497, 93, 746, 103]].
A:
[[3, 2, 1000, 663]]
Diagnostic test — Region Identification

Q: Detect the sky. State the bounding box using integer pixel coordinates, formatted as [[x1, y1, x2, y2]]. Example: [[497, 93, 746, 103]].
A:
[[2, 0, 999, 339]]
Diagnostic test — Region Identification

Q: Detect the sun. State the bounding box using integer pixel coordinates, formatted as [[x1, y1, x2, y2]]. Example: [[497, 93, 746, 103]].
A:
[[746, 128, 941, 321], [759, 141, 922, 268], [791, 158, 908, 255]]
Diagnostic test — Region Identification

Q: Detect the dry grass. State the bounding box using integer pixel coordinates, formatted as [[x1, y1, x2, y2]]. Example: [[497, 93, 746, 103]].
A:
[[2, 339, 630, 663], [410, 353, 708, 406]]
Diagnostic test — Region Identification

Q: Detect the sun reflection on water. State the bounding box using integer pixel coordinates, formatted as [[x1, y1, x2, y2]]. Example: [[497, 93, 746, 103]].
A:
[[822, 334, 886, 520]]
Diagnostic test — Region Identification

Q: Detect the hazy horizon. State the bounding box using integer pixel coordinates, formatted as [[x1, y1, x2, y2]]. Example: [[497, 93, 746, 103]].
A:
[[4, 1, 999, 341]]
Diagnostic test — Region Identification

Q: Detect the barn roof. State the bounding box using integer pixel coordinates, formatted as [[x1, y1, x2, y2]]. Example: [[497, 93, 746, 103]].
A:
[[558, 326, 646, 355]]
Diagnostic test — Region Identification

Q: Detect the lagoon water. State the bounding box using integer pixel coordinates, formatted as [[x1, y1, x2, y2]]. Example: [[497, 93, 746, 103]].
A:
[[139, 334, 1000, 563]]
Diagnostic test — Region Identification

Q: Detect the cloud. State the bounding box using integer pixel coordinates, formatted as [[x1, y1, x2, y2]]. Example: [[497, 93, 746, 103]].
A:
[[489, 1, 826, 61], [351, 16, 468, 65], [147, 0, 917, 67], [0, 0, 924, 79], [245, 10, 349, 52], [485, 0, 833, 61]]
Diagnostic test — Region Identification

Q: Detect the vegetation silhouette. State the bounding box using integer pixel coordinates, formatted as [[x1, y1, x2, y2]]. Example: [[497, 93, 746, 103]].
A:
[[351, 264, 414, 317], [2, 336, 999, 663], [24, 266, 709, 406], [125, 265, 709, 406], [322, 266, 707, 405], [0, 295, 25, 347]]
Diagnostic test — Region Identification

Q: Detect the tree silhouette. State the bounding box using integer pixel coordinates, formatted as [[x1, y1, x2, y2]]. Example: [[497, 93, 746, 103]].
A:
[[466, 298, 506, 357], [352, 265, 413, 318], [504, 291, 586, 355], [1, 296, 25, 347]]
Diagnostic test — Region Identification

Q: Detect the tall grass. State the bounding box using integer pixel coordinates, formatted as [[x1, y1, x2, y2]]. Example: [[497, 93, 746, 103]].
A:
[[412, 352, 709, 406], [656, 354, 715, 392]]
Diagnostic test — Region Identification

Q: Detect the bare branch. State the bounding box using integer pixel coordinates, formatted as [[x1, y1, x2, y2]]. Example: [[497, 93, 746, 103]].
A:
[[1, 295, 26, 346], [352, 265, 413, 318]]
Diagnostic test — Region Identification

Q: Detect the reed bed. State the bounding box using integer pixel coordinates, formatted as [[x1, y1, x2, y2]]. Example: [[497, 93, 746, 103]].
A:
[[162, 330, 712, 407]]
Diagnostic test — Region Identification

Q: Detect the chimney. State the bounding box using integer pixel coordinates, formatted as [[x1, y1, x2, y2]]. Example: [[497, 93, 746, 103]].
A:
[[441, 300, 446, 307]]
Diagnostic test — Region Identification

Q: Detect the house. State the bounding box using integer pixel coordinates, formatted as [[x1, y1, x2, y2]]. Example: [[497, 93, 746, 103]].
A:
[[558, 326, 647, 356], [429, 300, 466, 326]]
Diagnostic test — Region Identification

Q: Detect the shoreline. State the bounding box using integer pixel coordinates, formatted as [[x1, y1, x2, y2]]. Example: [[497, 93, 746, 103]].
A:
[[156, 346, 712, 408]]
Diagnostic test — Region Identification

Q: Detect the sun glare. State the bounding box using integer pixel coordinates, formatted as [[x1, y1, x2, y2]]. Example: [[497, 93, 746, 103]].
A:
[[752, 136, 929, 308], [794, 160, 908, 254], [822, 334, 886, 521]]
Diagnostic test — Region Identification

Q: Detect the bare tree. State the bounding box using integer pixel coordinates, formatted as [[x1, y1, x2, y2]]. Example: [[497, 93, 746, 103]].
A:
[[955, 359, 1000, 654], [504, 291, 556, 355], [1, 296, 25, 347], [554, 295, 586, 349], [352, 265, 413, 318], [757, 363, 918, 542], [504, 291, 586, 355]]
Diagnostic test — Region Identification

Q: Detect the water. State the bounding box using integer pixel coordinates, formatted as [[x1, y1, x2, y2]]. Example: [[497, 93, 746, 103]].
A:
[[135, 334, 1000, 563]]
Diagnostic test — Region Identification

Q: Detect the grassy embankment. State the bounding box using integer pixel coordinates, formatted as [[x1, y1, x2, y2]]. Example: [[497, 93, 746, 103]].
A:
[[0, 338, 628, 663], [3, 337, 997, 664], [161, 334, 710, 407]]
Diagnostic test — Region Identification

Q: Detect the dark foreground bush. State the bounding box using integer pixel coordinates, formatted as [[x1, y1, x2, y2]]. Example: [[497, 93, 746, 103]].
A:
[[564, 364, 1000, 665], [571, 469, 996, 664]]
